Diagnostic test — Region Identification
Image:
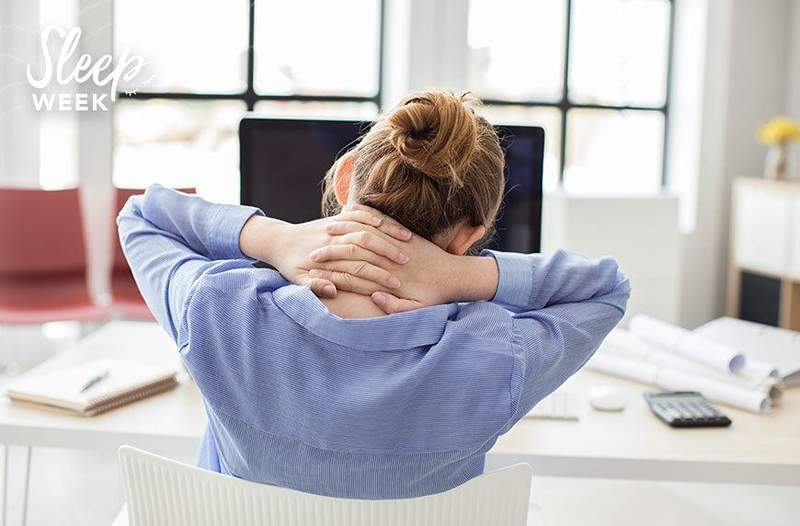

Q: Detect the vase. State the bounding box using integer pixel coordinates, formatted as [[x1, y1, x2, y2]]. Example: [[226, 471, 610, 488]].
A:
[[764, 143, 788, 181]]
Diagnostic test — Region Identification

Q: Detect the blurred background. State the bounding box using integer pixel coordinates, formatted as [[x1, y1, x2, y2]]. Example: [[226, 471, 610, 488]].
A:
[[1, 0, 800, 524], [4, 0, 798, 332]]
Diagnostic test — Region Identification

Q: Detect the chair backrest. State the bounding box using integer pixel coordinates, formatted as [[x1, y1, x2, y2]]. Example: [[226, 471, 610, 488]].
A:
[[0, 187, 86, 275], [118, 446, 533, 526]]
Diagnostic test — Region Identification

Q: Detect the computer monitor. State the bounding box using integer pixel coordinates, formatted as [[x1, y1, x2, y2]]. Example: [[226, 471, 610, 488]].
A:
[[239, 117, 543, 253]]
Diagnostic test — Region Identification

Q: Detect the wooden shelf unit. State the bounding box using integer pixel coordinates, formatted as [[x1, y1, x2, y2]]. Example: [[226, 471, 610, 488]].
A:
[[727, 177, 800, 330]]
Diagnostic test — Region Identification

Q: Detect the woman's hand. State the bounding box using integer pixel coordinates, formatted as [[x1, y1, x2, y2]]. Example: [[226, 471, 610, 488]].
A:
[[307, 205, 499, 313], [240, 208, 412, 298]]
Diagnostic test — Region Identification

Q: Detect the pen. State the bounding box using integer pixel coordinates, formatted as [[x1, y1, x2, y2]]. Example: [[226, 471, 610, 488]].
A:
[[79, 370, 110, 393]]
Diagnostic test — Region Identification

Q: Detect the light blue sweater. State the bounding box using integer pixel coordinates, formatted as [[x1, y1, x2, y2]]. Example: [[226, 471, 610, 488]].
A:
[[117, 184, 630, 499]]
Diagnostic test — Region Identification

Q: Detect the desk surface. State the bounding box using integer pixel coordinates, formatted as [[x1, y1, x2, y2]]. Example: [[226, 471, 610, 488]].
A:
[[490, 370, 800, 485], [0, 322, 204, 456], [1, 321, 798, 485]]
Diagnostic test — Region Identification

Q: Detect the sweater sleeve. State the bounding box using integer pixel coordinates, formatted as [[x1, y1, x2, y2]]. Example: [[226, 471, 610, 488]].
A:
[[484, 249, 631, 425], [116, 184, 262, 343]]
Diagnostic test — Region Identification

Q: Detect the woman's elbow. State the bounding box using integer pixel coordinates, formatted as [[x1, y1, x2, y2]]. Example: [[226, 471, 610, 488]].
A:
[[116, 194, 147, 249], [598, 257, 632, 314], [611, 270, 632, 317], [116, 195, 144, 226]]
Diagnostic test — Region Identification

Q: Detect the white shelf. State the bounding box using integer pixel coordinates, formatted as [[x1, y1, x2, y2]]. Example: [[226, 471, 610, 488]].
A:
[[732, 178, 800, 281]]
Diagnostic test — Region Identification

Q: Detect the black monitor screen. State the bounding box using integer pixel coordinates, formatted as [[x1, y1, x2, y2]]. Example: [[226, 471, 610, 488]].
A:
[[240, 117, 543, 253]]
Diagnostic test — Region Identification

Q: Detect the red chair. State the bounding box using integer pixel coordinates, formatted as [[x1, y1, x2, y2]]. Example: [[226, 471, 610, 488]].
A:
[[111, 187, 195, 319], [0, 188, 109, 324]]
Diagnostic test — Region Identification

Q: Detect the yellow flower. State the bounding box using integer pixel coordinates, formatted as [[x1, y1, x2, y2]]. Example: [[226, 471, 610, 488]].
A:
[[758, 117, 800, 145]]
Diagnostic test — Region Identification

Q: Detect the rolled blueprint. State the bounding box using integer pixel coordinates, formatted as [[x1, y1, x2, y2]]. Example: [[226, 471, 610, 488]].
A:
[[738, 359, 779, 384], [629, 315, 746, 374], [656, 367, 770, 413], [587, 352, 659, 385], [602, 330, 783, 403], [587, 352, 771, 413]]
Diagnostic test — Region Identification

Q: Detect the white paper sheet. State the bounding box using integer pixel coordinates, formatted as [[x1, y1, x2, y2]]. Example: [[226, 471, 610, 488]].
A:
[[629, 315, 746, 374]]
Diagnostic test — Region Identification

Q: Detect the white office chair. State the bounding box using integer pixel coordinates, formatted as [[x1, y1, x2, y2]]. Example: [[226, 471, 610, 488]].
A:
[[115, 446, 542, 526]]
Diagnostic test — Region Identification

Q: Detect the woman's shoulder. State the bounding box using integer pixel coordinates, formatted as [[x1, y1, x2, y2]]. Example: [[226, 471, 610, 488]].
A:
[[191, 261, 288, 294], [446, 300, 514, 338], [182, 261, 288, 329]]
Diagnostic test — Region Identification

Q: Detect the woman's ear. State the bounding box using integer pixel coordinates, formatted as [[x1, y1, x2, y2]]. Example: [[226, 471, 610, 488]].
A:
[[446, 224, 487, 255], [334, 154, 354, 206]]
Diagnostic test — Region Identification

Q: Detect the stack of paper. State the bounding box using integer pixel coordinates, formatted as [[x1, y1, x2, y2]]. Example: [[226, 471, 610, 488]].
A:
[[586, 315, 789, 414], [695, 317, 800, 387]]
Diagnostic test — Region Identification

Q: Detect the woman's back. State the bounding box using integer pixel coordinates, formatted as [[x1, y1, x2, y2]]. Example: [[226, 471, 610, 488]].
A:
[[185, 266, 518, 498]]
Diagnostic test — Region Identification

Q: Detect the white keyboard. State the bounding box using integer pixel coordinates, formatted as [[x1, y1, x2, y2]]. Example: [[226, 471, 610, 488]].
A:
[[526, 391, 582, 421]]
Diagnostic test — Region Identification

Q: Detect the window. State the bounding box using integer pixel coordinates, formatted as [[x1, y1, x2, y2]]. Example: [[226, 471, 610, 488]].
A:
[[469, 0, 673, 193], [114, 0, 383, 203]]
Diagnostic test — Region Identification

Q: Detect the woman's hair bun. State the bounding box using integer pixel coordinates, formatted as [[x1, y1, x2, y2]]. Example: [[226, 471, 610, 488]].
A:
[[386, 91, 479, 186], [322, 89, 505, 244]]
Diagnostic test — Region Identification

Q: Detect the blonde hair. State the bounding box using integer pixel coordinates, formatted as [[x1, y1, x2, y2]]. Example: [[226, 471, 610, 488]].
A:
[[322, 90, 505, 250]]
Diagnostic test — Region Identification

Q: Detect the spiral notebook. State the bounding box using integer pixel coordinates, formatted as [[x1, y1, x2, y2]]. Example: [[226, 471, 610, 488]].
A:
[[6, 359, 179, 417]]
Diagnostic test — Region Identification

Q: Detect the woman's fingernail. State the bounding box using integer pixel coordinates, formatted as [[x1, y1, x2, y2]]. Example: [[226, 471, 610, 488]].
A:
[[388, 277, 401, 288], [373, 293, 386, 305], [310, 252, 319, 261], [323, 285, 336, 296], [400, 229, 412, 240], [397, 253, 409, 264], [372, 216, 382, 226]]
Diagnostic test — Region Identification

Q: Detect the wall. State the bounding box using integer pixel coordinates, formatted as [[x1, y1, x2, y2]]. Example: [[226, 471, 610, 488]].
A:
[[0, 1, 40, 187], [541, 193, 682, 326], [789, 0, 800, 115], [676, 0, 733, 328], [787, 0, 800, 172], [680, 0, 794, 328]]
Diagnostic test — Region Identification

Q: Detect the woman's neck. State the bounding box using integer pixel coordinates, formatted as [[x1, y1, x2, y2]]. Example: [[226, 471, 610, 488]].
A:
[[320, 291, 388, 319]]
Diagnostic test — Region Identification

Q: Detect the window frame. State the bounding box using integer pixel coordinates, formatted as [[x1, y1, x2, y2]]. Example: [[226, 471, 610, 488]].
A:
[[116, 0, 386, 110], [479, 0, 676, 187]]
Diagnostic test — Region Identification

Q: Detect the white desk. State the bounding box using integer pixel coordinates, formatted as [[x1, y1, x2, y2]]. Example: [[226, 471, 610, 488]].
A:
[[489, 372, 800, 486], [0, 322, 204, 458], [2, 321, 799, 489]]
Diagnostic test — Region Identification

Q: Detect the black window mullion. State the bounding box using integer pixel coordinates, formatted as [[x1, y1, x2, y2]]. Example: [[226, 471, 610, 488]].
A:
[[118, 92, 246, 102], [119, 92, 377, 104], [483, 0, 673, 188], [481, 99, 665, 113], [558, 0, 574, 184], [117, 0, 383, 110], [377, 0, 386, 111], [245, 0, 256, 111], [661, 0, 676, 186]]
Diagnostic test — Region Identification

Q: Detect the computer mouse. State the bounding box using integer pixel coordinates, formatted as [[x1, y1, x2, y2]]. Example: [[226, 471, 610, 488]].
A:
[[588, 385, 627, 412]]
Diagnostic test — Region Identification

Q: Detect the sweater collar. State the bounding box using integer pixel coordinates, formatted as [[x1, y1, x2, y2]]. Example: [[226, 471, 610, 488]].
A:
[[271, 285, 456, 351]]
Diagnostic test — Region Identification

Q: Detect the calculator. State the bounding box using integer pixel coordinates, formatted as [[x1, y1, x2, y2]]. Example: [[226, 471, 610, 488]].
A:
[[644, 391, 732, 428]]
